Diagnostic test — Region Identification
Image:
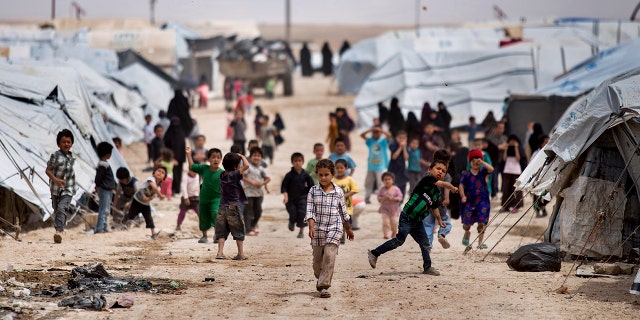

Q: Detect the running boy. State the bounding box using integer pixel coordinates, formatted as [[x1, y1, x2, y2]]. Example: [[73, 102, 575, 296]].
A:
[[215, 152, 250, 260], [367, 160, 458, 276], [113, 168, 137, 228], [305, 143, 324, 184], [186, 146, 224, 244], [46, 129, 77, 244], [305, 159, 354, 298], [94, 142, 117, 234], [122, 166, 166, 240], [282, 152, 315, 238]]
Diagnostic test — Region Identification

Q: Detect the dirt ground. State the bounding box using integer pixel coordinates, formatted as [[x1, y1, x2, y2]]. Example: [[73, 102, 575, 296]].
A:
[[1, 72, 640, 319]]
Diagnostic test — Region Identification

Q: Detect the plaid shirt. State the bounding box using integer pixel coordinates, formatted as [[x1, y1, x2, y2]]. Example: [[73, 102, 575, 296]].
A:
[[47, 150, 77, 197], [305, 183, 349, 246]]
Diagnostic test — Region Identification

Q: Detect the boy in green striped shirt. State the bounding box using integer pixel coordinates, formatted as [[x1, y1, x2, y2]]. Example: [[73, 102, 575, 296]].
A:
[[367, 159, 458, 275]]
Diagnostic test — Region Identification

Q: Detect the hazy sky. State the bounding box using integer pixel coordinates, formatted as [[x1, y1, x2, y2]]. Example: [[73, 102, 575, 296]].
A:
[[2, 0, 639, 25]]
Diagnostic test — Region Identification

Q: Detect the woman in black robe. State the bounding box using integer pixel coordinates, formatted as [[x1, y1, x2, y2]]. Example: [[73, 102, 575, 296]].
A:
[[300, 42, 313, 77], [388, 97, 405, 138], [404, 111, 422, 141], [321, 42, 333, 76], [377, 102, 389, 128], [166, 89, 193, 137], [163, 117, 187, 194]]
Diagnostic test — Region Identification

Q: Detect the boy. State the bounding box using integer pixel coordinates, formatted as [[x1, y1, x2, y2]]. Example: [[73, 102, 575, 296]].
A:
[[191, 134, 207, 164], [186, 146, 224, 244], [422, 149, 454, 249], [46, 129, 77, 244], [305, 143, 324, 184], [259, 115, 277, 165], [113, 167, 138, 228], [388, 131, 409, 198], [215, 152, 250, 260], [328, 138, 356, 177], [281, 152, 315, 238], [367, 160, 458, 276], [149, 124, 165, 168], [407, 137, 422, 194], [122, 166, 166, 240], [247, 140, 268, 168], [306, 159, 354, 298], [94, 142, 117, 234], [360, 125, 391, 203], [243, 147, 271, 236], [143, 114, 155, 164]]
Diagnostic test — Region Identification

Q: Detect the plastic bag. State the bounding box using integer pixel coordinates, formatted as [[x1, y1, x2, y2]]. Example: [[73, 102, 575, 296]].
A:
[[506, 242, 561, 272]]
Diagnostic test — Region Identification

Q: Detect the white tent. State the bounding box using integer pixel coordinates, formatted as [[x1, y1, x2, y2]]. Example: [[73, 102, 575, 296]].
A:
[[516, 68, 640, 258], [535, 38, 640, 97], [354, 48, 535, 129], [108, 63, 174, 120]]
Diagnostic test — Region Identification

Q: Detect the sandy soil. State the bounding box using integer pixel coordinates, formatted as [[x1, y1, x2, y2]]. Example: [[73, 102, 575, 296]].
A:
[[1, 73, 639, 319]]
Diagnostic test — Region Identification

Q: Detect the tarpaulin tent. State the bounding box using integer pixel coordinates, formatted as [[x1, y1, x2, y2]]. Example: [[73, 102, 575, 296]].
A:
[[516, 68, 640, 258]]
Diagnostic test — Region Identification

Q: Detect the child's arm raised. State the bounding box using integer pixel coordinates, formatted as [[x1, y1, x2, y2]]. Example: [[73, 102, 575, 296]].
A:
[[185, 146, 194, 168], [238, 154, 250, 174]]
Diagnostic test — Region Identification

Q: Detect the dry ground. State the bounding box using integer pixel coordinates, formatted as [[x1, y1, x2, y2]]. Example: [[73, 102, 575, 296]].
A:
[[1, 73, 639, 319]]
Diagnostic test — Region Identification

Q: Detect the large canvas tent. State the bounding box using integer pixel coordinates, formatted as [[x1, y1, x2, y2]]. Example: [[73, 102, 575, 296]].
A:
[[516, 68, 640, 258]]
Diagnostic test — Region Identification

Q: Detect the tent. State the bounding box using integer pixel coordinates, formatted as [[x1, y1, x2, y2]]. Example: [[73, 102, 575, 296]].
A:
[[505, 95, 576, 145], [354, 48, 535, 129], [535, 38, 640, 97], [516, 68, 640, 258]]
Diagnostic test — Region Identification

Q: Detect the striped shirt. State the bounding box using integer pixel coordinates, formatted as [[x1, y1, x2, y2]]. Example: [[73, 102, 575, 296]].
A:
[[403, 175, 442, 221], [47, 150, 77, 197], [305, 183, 349, 246]]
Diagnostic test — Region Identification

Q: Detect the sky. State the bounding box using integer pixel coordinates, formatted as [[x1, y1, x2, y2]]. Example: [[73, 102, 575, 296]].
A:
[[1, 0, 639, 25]]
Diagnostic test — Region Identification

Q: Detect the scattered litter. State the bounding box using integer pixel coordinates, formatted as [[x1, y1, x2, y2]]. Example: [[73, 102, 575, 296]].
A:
[[58, 293, 107, 310], [204, 277, 215, 282], [111, 294, 134, 308], [355, 275, 370, 279]]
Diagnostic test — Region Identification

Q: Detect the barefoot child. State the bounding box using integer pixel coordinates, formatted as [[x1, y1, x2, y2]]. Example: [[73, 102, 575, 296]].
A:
[[306, 159, 355, 298], [377, 172, 403, 239], [367, 160, 458, 276], [281, 152, 314, 238], [186, 146, 224, 244], [332, 159, 360, 239], [46, 129, 77, 244], [215, 152, 250, 260], [122, 166, 166, 240], [460, 149, 494, 249]]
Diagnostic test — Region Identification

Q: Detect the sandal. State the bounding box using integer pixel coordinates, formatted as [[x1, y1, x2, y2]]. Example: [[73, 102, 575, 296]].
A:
[[320, 289, 331, 298], [232, 255, 247, 261], [477, 243, 488, 249], [215, 255, 227, 260], [462, 238, 469, 246]]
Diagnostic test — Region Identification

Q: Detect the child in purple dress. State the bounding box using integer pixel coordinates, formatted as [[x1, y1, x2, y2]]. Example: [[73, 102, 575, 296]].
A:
[[459, 149, 494, 249]]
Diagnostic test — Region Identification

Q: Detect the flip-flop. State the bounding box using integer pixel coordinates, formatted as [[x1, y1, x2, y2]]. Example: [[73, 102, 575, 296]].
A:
[[477, 243, 488, 249], [320, 290, 331, 298], [232, 256, 247, 261], [215, 256, 227, 260]]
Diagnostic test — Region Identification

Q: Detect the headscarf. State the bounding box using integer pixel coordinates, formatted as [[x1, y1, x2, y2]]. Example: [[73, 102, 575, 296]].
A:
[[166, 89, 193, 137], [388, 97, 405, 138]]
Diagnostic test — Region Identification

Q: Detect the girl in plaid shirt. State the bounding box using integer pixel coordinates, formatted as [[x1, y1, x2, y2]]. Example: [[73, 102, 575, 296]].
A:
[[305, 159, 354, 298]]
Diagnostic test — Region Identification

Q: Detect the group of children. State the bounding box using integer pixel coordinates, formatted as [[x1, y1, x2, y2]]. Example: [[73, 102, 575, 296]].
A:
[[46, 120, 498, 299]]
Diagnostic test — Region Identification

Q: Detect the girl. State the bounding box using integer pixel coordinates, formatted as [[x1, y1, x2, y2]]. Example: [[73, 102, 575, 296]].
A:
[[459, 149, 494, 249], [305, 159, 354, 298], [377, 172, 403, 239], [332, 159, 360, 236], [176, 167, 200, 231], [155, 148, 178, 200], [123, 166, 166, 240]]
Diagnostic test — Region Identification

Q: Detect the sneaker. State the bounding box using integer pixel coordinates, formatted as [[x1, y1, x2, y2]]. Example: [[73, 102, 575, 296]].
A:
[[297, 232, 304, 238], [198, 237, 209, 244], [53, 234, 62, 244], [367, 250, 377, 269], [288, 222, 295, 232], [151, 232, 159, 240], [422, 267, 440, 276], [438, 234, 450, 249]]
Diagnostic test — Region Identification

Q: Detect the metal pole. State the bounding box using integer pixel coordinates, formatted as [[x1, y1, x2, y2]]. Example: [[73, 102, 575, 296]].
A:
[[415, 0, 420, 36], [51, 0, 56, 20], [285, 0, 291, 44], [150, 0, 156, 25]]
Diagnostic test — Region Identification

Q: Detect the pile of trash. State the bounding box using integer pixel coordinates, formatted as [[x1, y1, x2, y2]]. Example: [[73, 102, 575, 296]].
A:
[[218, 38, 293, 63]]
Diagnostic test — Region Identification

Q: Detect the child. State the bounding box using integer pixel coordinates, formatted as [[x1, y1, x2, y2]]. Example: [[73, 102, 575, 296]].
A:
[[422, 149, 454, 249], [191, 134, 207, 164], [113, 167, 138, 228], [243, 147, 271, 236], [305, 159, 354, 298], [215, 152, 250, 260], [45, 129, 77, 244], [265, 77, 275, 99], [94, 142, 117, 234], [155, 148, 178, 200], [388, 130, 409, 198], [328, 138, 357, 177], [186, 146, 224, 244], [469, 138, 494, 197], [122, 166, 166, 240], [377, 172, 403, 239], [407, 137, 422, 194], [332, 159, 360, 236], [143, 114, 155, 164], [327, 113, 339, 153], [259, 115, 277, 164], [360, 125, 391, 204], [247, 140, 268, 169], [176, 166, 200, 231], [305, 143, 324, 184], [230, 109, 247, 155], [460, 149, 495, 249], [149, 125, 165, 169], [367, 160, 458, 276], [112, 137, 122, 155], [281, 152, 315, 238]]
